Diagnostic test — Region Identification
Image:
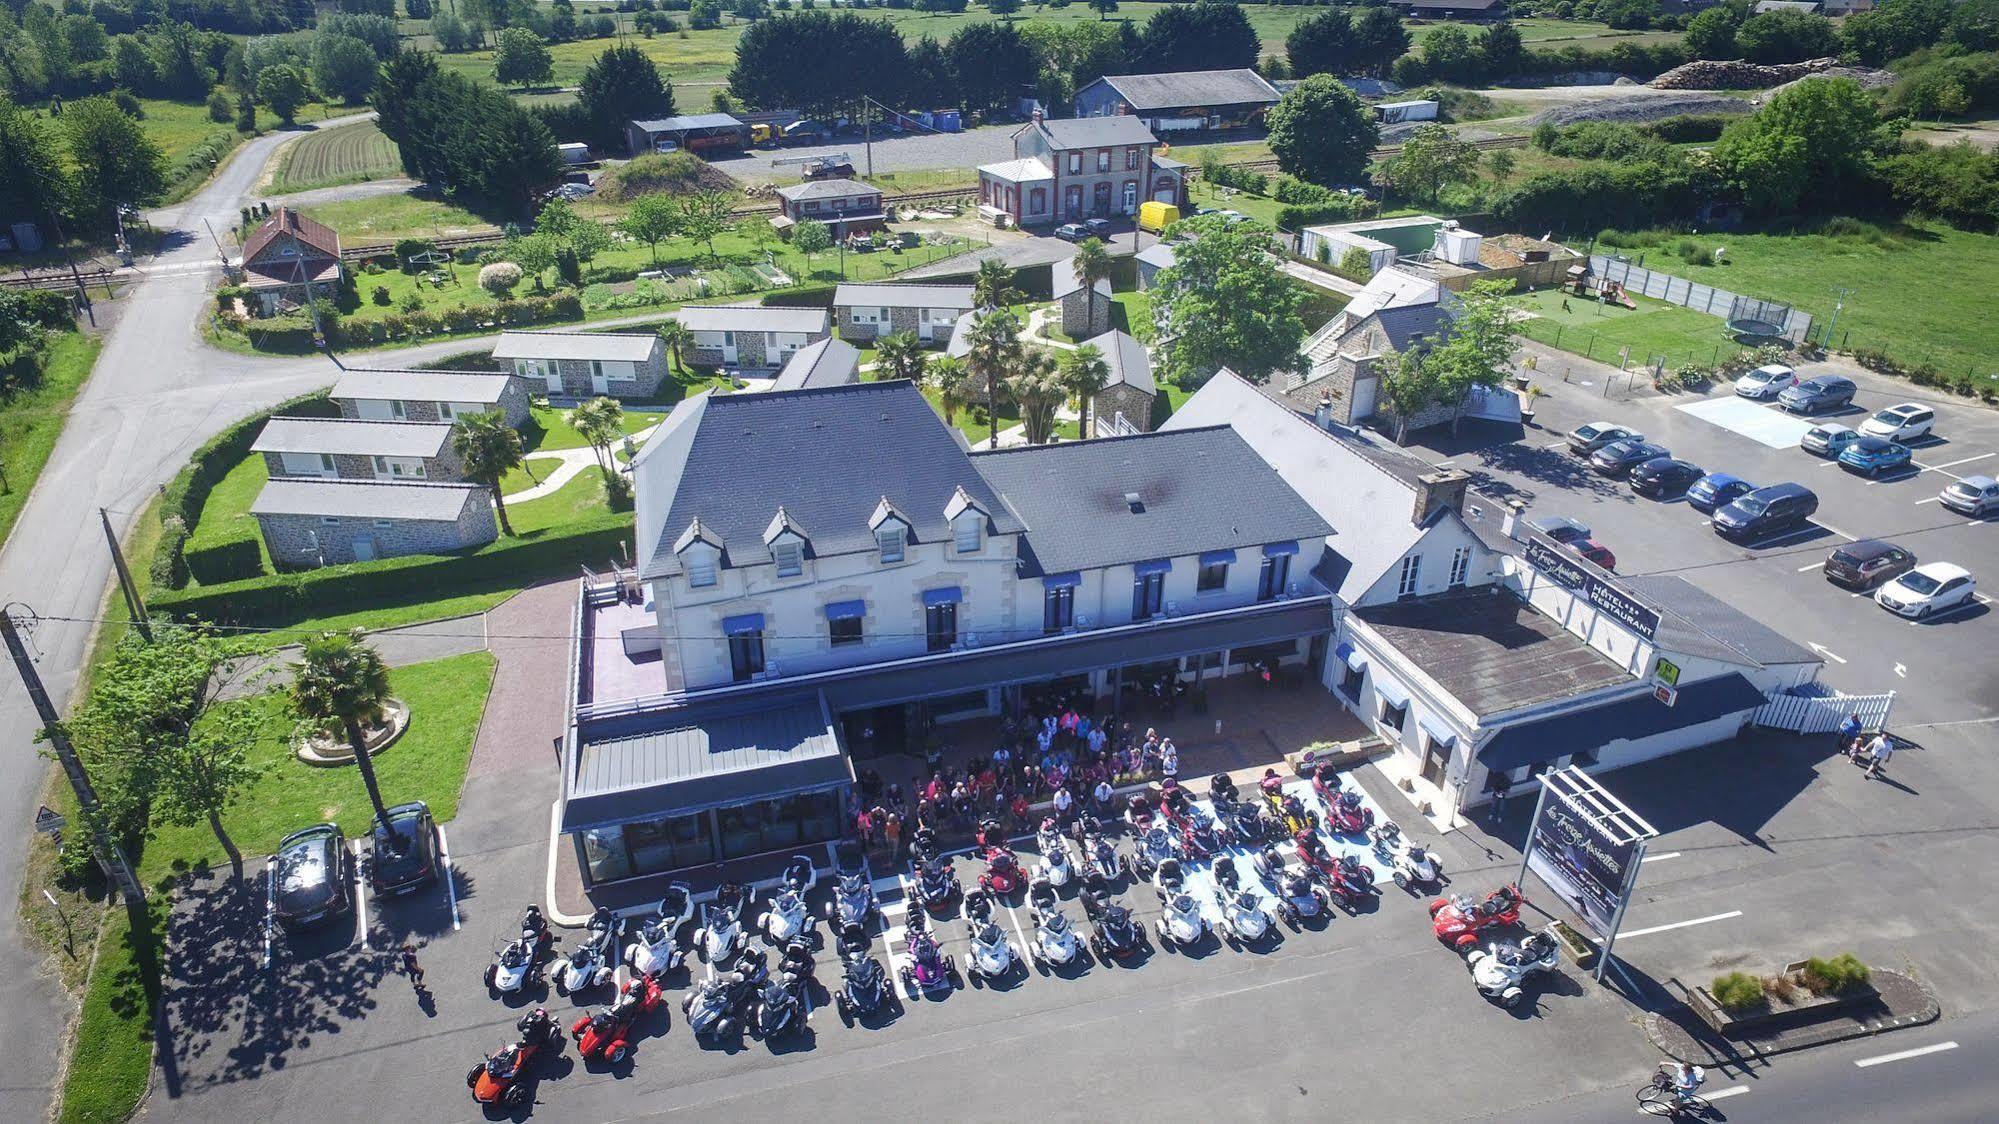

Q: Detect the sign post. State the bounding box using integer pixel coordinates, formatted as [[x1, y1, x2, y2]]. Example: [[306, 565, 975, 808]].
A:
[[1517, 766, 1657, 984]]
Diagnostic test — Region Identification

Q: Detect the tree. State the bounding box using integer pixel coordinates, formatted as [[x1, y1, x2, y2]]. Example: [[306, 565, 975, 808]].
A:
[[1007, 350, 1066, 445], [61, 97, 166, 225], [291, 632, 400, 842], [621, 193, 681, 264], [1419, 24, 1484, 85], [1715, 77, 1885, 213], [1684, 6, 1741, 59], [452, 410, 526, 535], [537, 196, 611, 264], [256, 62, 309, 124], [1842, 0, 1951, 66], [1089, 0, 1118, 18], [493, 26, 553, 88], [1150, 216, 1305, 386], [947, 22, 1038, 112], [657, 319, 692, 374], [973, 257, 1018, 311], [678, 191, 734, 259], [569, 396, 625, 478], [148, 21, 213, 99], [312, 32, 378, 104], [989, 0, 1021, 16], [1350, 7, 1412, 79], [0, 101, 69, 238], [1595, 0, 1657, 31], [477, 103, 562, 216], [903, 34, 954, 110], [1378, 346, 1444, 446], [1480, 20, 1525, 79], [1141, 1, 1260, 73], [320, 12, 402, 58], [1071, 236, 1113, 297], [504, 230, 559, 285], [965, 309, 1023, 448], [1733, 10, 1841, 64], [729, 10, 908, 118], [1266, 74, 1380, 188], [1949, 0, 1999, 50], [1058, 343, 1108, 438], [792, 218, 832, 271], [1383, 122, 1481, 205], [1485, 148, 1516, 184], [579, 43, 674, 151], [926, 355, 976, 425], [1425, 280, 1518, 434], [1286, 9, 1354, 79], [876, 330, 928, 385], [432, 10, 474, 52]]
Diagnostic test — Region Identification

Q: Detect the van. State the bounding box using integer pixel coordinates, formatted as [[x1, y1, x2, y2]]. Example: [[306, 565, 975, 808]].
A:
[[1712, 482, 1818, 542]]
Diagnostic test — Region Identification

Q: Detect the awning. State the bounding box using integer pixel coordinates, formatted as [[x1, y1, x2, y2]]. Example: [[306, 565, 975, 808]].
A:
[[1418, 715, 1458, 747], [722, 613, 764, 635], [1374, 677, 1410, 708], [1476, 672, 1768, 774], [1263, 540, 1300, 557], [1199, 548, 1238, 566], [922, 587, 962, 607], [1335, 641, 1367, 673], [1134, 559, 1172, 577], [824, 600, 866, 620], [1042, 572, 1081, 590]]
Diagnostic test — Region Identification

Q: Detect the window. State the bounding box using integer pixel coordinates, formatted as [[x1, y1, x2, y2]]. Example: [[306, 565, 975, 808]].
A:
[[723, 331, 735, 347], [1379, 696, 1408, 735], [829, 616, 863, 646], [1044, 585, 1074, 634], [772, 539, 804, 577], [919, 308, 930, 325], [954, 514, 981, 554], [1257, 554, 1291, 602], [1097, 148, 1111, 172], [393, 400, 410, 419], [1449, 546, 1472, 587], [319, 516, 340, 525], [876, 525, 905, 563], [1125, 146, 1141, 171], [1068, 152, 1082, 175], [685, 552, 717, 588], [1132, 571, 1166, 620], [729, 631, 765, 682], [1197, 560, 1228, 592], [1398, 554, 1423, 598], [1030, 187, 1046, 213], [1338, 663, 1364, 701], [925, 602, 957, 652], [372, 456, 426, 480]]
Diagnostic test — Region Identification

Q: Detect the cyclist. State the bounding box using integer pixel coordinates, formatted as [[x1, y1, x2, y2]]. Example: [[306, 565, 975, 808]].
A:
[[1667, 1061, 1705, 1105]]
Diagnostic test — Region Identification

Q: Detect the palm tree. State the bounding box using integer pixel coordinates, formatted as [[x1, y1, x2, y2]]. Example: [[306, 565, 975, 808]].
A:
[[1059, 343, 1110, 438], [1007, 350, 1067, 445], [875, 330, 928, 386], [1072, 236, 1113, 295], [452, 410, 526, 536], [973, 257, 1018, 311], [656, 319, 691, 376], [292, 631, 400, 841], [925, 356, 976, 425], [569, 396, 624, 479], [965, 309, 1023, 448]]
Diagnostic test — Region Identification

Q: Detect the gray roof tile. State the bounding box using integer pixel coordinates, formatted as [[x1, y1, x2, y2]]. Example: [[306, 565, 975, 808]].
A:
[[768, 337, 860, 391], [1082, 329, 1155, 395], [1097, 69, 1280, 112], [250, 478, 484, 520], [491, 330, 659, 363], [1618, 575, 1822, 668], [1035, 115, 1158, 150], [251, 417, 453, 458], [331, 369, 515, 404]]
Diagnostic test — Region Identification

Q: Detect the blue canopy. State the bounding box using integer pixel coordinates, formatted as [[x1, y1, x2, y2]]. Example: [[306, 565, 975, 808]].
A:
[[922, 587, 962, 607], [1199, 549, 1238, 567], [1263, 540, 1300, 557], [722, 613, 764, 635], [1042, 572, 1082, 590], [1134, 559, 1172, 577], [823, 600, 866, 620]]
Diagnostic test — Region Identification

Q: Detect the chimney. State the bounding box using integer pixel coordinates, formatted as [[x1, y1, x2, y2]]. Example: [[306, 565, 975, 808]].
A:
[[1501, 498, 1524, 539], [1314, 392, 1334, 431], [1124, 491, 1144, 514], [1413, 464, 1470, 526]]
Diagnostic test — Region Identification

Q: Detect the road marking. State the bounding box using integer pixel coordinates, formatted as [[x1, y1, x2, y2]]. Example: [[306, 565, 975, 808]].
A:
[[1797, 561, 1825, 572], [1808, 642, 1847, 665], [1001, 897, 1030, 962], [1895, 663, 1907, 678], [1928, 453, 1994, 471], [1816, 520, 1861, 542], [1617, 911, 1743, 939], [1855, 1041, 1958, 1068], [436, 823, 460, 931], [1914, 496, 1941, 505], [263, 861, 277, 969], [1704, 1085, 1752, 1102], [350, 839, 369, 950], [1641, 852, 1681, 863], [1911, 462, 1963, 482]]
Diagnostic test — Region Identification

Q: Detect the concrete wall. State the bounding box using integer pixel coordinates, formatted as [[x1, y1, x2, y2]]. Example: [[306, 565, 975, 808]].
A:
[[256, 494, 497, 569]]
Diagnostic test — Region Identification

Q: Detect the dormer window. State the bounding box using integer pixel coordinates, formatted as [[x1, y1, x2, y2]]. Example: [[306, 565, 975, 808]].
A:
[[772, 539, 804, 577], [675, 517, 724, 588], [877, 525, 906, 563], [953, 512, 982, 554], [686, 552, 717, 588]]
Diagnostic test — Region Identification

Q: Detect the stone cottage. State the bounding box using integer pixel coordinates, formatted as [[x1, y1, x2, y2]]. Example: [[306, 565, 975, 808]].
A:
[[1282, 299, 1455, 432], [1082, 328, 1157, 437], [251, 479, 497, 569], [330, 369, 531, 428], [239, 207, 343, 316], [832, 282, 976, 344], [1054, 262, 1113, 339], [673, 304, 831, 370], [491, 330, 670, 399], [251, 417, 466, 482]]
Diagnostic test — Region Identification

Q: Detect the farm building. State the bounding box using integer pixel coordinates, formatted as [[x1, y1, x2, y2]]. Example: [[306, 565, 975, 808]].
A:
[[1072, 69, 1282, 134], [1390, 0, 1508, 17], [625, 113, 748, 157]]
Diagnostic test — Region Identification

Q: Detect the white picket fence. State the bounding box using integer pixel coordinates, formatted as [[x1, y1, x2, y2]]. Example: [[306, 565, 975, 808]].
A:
[[1752, 690, 1896, 734]]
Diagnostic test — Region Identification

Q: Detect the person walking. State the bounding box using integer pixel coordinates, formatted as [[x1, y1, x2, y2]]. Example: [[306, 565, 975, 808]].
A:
[[1488, 773, 1512, 825], [1838, 713, 1864, 759], [1864, 731, 1895, 779], [400, 943, 427, 993], [855, 806, 876, 852]]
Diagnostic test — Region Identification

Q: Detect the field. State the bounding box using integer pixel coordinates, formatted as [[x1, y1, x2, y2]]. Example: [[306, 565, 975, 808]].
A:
[[0, 333, 102, 548], [299, 192, 501, 242], [270, 121, 405, 195], [129, 94, 344, 202], [1506, 287, 1747, 370]]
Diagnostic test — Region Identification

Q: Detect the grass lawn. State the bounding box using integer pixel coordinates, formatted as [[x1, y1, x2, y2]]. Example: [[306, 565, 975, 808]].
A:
[[864, 168, 980, 194], [301, 192, 501, 243], [0, 332, 102, 548], [181, 449, 272, 575], [270, 121, 404, 195], [1186, 179, 1285, 228], [1507, 287, 1745, 369], [505, 463, 616, 531]]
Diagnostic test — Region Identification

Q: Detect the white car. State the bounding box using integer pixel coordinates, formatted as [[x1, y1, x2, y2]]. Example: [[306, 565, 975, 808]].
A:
[[1875, 562, 1976, 619], [1859, 403, 1935, 443], [1733, 364, 1797, 399]]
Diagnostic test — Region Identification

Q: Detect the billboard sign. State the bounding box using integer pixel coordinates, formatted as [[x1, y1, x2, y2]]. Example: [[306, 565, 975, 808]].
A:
[[1524, 785, 1640, 938], [1522, 538, 1662, 641]]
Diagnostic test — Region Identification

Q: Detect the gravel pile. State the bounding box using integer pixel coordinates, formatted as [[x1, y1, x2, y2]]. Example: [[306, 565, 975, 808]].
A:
[[1524, 92, 1754, 128], [1649, 56, 1836, 91], [1762, 66, 1898, 101]]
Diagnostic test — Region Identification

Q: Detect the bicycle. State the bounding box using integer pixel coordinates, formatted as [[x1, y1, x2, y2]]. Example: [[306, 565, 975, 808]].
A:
[[1636, 1070, 1709, 1117]]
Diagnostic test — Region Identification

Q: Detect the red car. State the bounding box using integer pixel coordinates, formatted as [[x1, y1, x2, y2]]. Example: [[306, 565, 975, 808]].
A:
[[469, 1008, 561, 1110], [570, 973, 664, 1065], [1430, 884, 1524, 951], [1563, 538, 1616, 571]]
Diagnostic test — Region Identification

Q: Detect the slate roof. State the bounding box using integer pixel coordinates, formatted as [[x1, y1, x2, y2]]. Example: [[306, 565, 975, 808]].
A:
[[673, 304, 830, 335], [768, 337, 860, 392], [1136, 242, 1178, 271], [252, 417, 453, 458], [1082, 329, 1155, 395], [832, 282, 976, 310], [1033, 115, 1159, 151], [634, 381, 1023, 579], [1095, 69, 1281, 112], [631, 112, 744, 133], [250, 479, 484, 521], [491, 330, 659, 363], [1052, 268, 1114, 302], [969, 425, 1332, 576], [776, 178, 880, 202], [1477, 673, 1769, 773], [1619, 575, 1822, 668], [1354, 587, 1631, 719], [331, 369, 515, 404]]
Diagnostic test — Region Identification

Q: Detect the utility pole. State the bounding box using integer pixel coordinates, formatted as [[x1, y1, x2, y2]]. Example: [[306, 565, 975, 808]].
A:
[[100, 509, 153, 642], [861, 98, 874, 180], [1, 608, 147, 917], [1823, 286, 1854, 350]]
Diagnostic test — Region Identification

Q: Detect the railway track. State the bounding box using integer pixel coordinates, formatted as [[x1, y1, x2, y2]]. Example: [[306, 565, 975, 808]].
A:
[[1213, 134, 1528, 175]]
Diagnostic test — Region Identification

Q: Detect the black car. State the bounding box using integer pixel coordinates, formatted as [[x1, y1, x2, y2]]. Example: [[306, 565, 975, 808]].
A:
[[368, 801, 440, 897], [1777, 375, 1857, 415], [1713, 482, 1819, 542], [1084, 217, 1114, 239], [1525, 515, 1592, 545], [1590, 440, 1670, 477], [1629, 457, 1704, 499], [273, 824, 351, 928], [1824, 539, 1917, 591]]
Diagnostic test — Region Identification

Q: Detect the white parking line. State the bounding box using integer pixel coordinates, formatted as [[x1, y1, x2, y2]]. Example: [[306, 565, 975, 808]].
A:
[[1617, 911, 1743, 939], [1914, 496, 1941, 505], [1704, 1085, 1752, 1102], [1001, 897, 1030, 958], [436, 823, 460, 931], [1640, 852, 1681, 863], [1816, 521, 1861, 543], [1797, 560, 1825, 572], [350, 839, 369, 950], [1927, 453, 1994, 471], [1855, 1041, 1958, 1068], [1911, 462, 1963, 482]]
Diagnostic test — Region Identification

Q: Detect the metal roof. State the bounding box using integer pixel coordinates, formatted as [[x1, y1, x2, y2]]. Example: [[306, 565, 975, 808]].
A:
[[832, 282, 976, 310], [1618, 575, 1822, 668], [251, 417, 453, 458], [491, 330, 660, 363], [250, 479, 484, 521], [673, 303, 830, 335], [631, 112, 745, 134], [1094, 69, 1281, 113], [1033, 115, 1159, 151], [1355, 587, 1631, 720], [775, 179, 879, 202], [331, 369, 515, 404], [1477, 673, 1769, 773], [1082, 329, 1155, 395], [970, 425, 1331, 576], [767, 337, 860, 392], [978, 157, 1054, 183]]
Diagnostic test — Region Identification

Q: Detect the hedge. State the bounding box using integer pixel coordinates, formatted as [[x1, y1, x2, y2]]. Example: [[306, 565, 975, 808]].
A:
[[151, 516, 634, 627], [14, 288, 78, 330], [1277, 196, 1375, 231], [762, 283, 837, 308], [184, 526, 265, 586]]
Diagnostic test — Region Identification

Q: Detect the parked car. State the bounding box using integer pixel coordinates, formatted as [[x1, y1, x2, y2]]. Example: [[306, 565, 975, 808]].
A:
[[1712, 482, 1818, 542], [1590, 439, 1671, 477], [651, 138, 680, 154], [1939, 475, 1999, 516], [1875, 562, 1977, 619], [368, 801, 440, 897], [1687, 472, 1754, 514], [1838, 436, 1914, 478], [1859, 403, 1935, 443], [1629, 457, 1704, 499], [1084, 217, 1114, 239], [1054, 223, 1088, 242], [273, 824, 351, 929], [1801, 423, 1862, 458], [1824, 539, 1916, 591], [1733, 364, 1797, 400], [1563, 538, 1617, 570], [1566, 422, 1643, 456], [1525, 515, 1592, 545], [1776, 375, 1856, 415]]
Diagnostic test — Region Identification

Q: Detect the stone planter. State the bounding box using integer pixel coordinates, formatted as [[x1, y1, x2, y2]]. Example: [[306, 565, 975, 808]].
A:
[[294, 698, 411, 767], [1551, 919, 1598, 968], [1692, 973, 1882, 1039], [1289, 736, 1388, 776]]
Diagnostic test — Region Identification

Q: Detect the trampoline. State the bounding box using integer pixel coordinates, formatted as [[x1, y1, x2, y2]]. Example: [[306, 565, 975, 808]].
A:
[[1725, 295, 1791, 342]]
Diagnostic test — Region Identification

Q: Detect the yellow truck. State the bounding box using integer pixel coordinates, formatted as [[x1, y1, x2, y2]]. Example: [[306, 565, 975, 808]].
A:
[[1138, 201, 1181, 234]]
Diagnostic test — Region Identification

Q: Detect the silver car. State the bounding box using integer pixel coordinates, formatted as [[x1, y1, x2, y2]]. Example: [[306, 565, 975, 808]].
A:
[[1940, 475, 1999, 516]]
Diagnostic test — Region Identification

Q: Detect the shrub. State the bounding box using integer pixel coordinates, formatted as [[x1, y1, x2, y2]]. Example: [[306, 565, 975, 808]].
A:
[[371, 284, 392, 305], [1276, 195, 1375, 231], [479, 262, 523, 297], [1274, 177, 1333, 205], [1676, 239, 1709, 266], [16, 288, 78, 329], [185, 527, 266, 585], [606, 471, 635, 511], [1763, 973, 1798, 1003], [1336, 245, 1374, 281], [395, 238, 439, 270], [207, 89, 233, 122], [1799, 954, 1870, 995], [1711, 971, 1764, 1012]]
